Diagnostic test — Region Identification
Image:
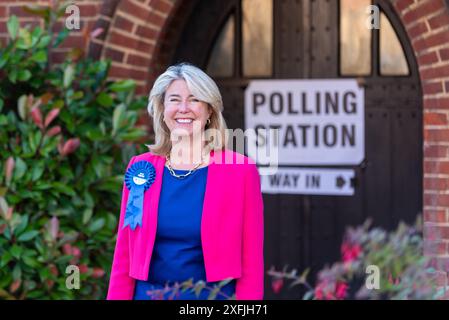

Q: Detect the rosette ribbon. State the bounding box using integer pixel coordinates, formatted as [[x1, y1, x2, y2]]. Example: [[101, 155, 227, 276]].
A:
[[123, 160, 156, 231]]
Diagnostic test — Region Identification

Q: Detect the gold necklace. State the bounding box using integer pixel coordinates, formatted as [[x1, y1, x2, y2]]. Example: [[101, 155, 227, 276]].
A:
[[165, 154, 205, 179]]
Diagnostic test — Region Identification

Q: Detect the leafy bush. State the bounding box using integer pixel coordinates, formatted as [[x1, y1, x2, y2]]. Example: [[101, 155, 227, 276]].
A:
[[268, 217, 446, 300], [0, 3, 148, 299]]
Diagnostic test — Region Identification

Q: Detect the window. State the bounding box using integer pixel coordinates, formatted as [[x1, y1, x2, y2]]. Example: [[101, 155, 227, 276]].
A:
[[380, 12, 409, 76], [242, 0, 273, 77], [207, 15, 235, 78], [340, 0, 372, 75]]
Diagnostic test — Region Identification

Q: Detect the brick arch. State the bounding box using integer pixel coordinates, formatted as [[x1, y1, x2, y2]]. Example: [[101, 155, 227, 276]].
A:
[[389, 0, 449, 273], [95, 0, 184, 96]]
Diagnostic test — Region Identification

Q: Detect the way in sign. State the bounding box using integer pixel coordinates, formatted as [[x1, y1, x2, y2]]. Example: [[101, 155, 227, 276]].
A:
[[259, 167, 355, 196], [268, 172, 320, 188]]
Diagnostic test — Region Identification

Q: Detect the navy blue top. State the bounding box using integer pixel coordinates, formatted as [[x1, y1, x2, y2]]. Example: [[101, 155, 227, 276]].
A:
[[133, 165, 236, 300]]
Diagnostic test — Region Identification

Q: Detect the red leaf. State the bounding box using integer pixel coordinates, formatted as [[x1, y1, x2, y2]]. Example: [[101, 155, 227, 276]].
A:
[[30, 106, 44, 129], [4, 156, 15, 184], [44, 108, 60, 128], [62, 138, 80, 156], [46, 126, 61, 137]]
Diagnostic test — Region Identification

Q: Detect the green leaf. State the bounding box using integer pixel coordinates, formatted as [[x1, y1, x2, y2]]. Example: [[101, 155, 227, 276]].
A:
[[30, 50, 47, 63], [63, 64, 75, 88], [15, 214, 29, 236], [112, 103, 126, 136], [109, 80, 136, 92], [53, 28, 69, 47], [37, 35, 51, 48], [18, 95, 28, 120], [14, 157, 27, 180], [82, 208, 93, 225], [0, 98, 4, 113], [17, 69, 32, 81], [52, 182, 76, 196], [7, 15, 19, 40], [12, 264, 21, 280], [96, 92, 114, 107], [17, 230, 40, 242], [11, 245, 22, 259], [9, 68, 18, 83], [31, 164, 45, 182], [88, 218, 105, 233], [0, 252, 12, 268]]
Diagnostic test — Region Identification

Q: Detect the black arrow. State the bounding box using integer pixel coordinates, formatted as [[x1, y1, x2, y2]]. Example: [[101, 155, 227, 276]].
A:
[[336, 176, 346, 188]]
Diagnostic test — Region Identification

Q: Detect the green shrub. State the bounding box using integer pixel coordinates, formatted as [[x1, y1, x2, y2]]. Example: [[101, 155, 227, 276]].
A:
[[0, 3, 148, 299]]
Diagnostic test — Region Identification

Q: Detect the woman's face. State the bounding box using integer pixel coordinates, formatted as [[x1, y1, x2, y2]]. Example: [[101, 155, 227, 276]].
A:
[[163, 79, 212, 136]]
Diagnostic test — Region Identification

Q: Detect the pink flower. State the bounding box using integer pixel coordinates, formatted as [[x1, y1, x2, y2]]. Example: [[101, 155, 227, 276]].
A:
[[341, 242, 363, 263], [44, 108, 60, 128], [335, 281, 348, 299], [92, 268, 105, 278], [271, 278, 283, 294]]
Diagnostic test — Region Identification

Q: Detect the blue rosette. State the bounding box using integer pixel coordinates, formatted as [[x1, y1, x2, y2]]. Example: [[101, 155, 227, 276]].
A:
[[123, 160, 156, 231]]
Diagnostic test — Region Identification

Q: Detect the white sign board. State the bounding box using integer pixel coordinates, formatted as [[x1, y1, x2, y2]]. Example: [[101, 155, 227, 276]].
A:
[[245, 79, 365, 165], [259, 167, 355, 196]]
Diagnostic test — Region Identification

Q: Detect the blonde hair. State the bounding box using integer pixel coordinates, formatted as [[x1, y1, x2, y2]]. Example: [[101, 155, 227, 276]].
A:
[[146, 63, 228, 156]]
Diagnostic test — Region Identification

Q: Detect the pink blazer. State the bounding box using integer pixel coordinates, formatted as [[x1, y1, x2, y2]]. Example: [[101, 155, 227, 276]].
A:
[[106, 149, 264, 300]]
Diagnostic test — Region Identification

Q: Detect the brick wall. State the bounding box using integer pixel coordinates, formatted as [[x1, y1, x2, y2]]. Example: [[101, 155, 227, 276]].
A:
[[391, 0, 449, 294]]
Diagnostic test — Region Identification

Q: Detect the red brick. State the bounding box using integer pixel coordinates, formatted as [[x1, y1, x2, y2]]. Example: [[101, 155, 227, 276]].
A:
[[424, 97, 449, 109], [114, 15, 134, 33], [104, 47, 124, 62], [424, 111, 447, 125], [424, 177, 449, 190], [108, 30, 137, 48], [403, 0, 445, 25], [424, 225, 449, 240], [151, 0, 173, 14], [407, 21, 429, 39], [445, 81, 449, 92], [414, 30, 449, 53], [0, 5, 6, 16], [60, 35, 86, 49], [418, 51, 439, 66], [9, 5, 40, 18], [127, 54, 151, 66], [395, 0, 415, 12], [421, 64, 449, 80], [136, 25, 159, 39], [424, 145, 449, 158], [423, 81, 444, 94], [424, 241, 448, 255], [441, 48, 449, 61], [425, 210, 448, 223], [50, 51, 69, 64], [424, 160, 449, 174], [428, 11, 449, 30], [120, 0, 150, 22], [109, 65, 148, 81], [425, 129, 449, 142], [77, 4, 101, 17]]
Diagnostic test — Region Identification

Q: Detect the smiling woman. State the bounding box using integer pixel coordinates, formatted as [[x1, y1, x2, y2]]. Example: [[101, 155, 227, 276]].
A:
[[107, 63, 265, 300]]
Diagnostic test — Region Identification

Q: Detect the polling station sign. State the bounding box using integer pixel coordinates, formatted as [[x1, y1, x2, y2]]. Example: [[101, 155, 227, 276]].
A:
[[244, 79, 365, 165]]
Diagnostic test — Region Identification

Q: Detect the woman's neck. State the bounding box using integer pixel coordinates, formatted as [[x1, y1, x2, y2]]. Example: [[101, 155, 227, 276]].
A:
[[169, 136, 209, 169]]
